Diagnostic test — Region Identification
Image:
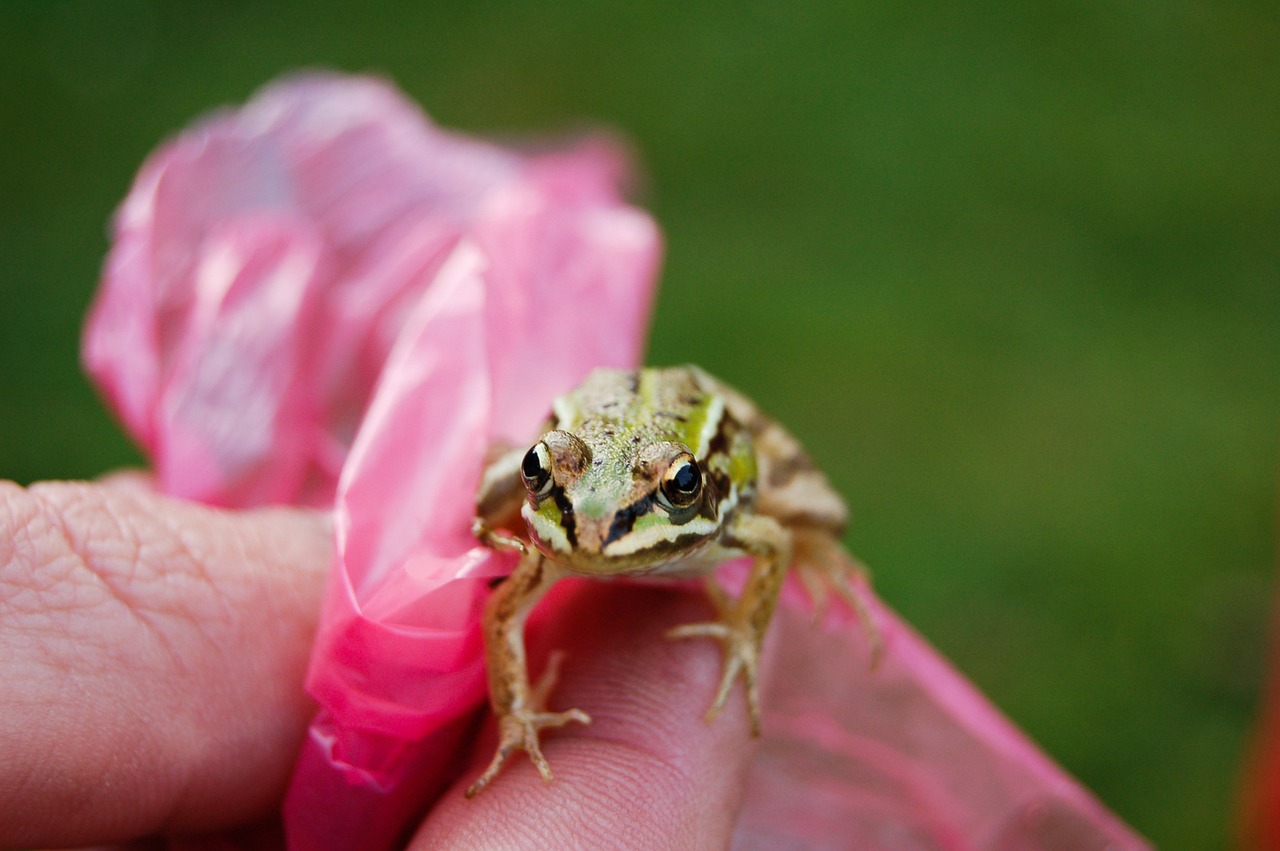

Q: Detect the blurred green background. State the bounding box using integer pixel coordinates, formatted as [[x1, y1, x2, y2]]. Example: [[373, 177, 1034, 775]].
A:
[[2, 1, 1276, 846]]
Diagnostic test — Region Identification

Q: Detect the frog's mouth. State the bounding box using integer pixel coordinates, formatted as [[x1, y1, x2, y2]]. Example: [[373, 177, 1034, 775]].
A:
[[598, 518, 718, 563], [524, 498, 718, 575]]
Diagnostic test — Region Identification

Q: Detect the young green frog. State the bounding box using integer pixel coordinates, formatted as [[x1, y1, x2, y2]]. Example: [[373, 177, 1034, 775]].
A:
[[465, 365, 879, 798]]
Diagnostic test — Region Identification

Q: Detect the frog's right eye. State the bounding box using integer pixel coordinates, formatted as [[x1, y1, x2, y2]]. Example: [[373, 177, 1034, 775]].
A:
[[520, 442, 554, 498]]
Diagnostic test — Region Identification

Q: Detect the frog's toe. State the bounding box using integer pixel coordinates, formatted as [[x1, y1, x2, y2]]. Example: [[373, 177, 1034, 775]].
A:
[[465, 707, 591, 798], [530, 707, 592, 730], [666, 620, 731, 641], [705, 647, 744, 720], [669, 619, 764, 736], [465, 736, 514, 798]]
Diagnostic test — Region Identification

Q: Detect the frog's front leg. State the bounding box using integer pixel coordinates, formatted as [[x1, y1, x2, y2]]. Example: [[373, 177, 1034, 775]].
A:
[[666, 512, 792, 736], [465, 549, 589, 798]]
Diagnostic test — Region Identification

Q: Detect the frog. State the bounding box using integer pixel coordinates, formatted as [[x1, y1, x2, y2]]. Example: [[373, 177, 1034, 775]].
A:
[[464, 365, 880, 798]]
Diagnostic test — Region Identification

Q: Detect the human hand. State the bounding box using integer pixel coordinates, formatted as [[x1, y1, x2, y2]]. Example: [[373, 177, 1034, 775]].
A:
[[0, 478, 329, 848], [0, 479, 760, 849]]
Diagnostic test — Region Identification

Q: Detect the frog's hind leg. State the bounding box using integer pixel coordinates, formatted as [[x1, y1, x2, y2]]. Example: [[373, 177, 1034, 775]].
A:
[[792, 528, 884, 669], [666, 513, 792, 736]]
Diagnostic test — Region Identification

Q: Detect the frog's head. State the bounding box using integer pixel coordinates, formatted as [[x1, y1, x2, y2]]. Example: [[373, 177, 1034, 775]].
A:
[[518, 429, 722, 574]]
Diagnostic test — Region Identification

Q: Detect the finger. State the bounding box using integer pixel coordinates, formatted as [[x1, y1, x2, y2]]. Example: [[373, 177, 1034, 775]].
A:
[[411, 582, 761, 849], [0, 480, 332, 848]]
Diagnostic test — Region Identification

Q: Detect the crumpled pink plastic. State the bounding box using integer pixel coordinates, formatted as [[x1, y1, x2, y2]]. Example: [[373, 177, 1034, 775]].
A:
[[82, 73, 1148, 850], [83, 72, 646, 508], [737, 597, 1148, 850]]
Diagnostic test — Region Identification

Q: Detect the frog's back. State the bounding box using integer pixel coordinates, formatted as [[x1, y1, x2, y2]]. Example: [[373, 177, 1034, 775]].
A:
[[686, 366, 849, 535], [557, 365, 848, 535], [557, 365, 750, 480]]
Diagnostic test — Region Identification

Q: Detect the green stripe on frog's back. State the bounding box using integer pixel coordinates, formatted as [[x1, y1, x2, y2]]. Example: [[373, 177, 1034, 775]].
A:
[[554, 367, 721, 452], [643, 366, 726, 457], [636, 366, 759, 503]]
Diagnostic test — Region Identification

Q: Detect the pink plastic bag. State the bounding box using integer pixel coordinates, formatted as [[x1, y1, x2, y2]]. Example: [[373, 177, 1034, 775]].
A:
[[83, 73, 1147, 849], [84, 72, 649, 508]]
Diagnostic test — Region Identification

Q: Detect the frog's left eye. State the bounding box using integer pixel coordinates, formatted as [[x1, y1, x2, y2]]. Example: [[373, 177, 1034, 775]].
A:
[[659, 454, 702, 511], [521, 442, 554, 498]]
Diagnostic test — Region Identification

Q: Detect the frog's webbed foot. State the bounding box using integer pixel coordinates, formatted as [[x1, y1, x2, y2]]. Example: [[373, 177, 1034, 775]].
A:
[[792, 529, 884, 669], [465, 706, 590, 798], [465, 652, 590, 798], [471, 517, 528, 555], [666, 579, 766, 735]]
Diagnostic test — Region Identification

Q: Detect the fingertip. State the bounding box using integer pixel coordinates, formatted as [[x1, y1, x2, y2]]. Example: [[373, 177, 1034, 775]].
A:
[[412, 582, 759, 849]]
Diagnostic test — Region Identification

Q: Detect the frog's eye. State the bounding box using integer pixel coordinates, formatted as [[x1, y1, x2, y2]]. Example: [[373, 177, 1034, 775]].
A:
[[658, 454, 702, 511], [521, 442, 554, 498]]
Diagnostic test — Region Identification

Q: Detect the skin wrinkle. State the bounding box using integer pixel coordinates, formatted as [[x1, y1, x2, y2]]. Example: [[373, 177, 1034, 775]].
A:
[[3, 484, 182, 840], [0, 480, 332, 847], [155, 507, 240, 632], [39, 484, 193, 679], [134, 529, 232, 680], [565, 736, 699, 828], [553, 755, 673, 849], [567, 670, 740, 793], [0, 482, 35, 599], [31, 484, 151, 612], [3, 492, 154, 694], [565, 726, 696, 793], [228, 506, 327, 634], [2, 507, 78, 620], [157, 503, 334, 830]]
